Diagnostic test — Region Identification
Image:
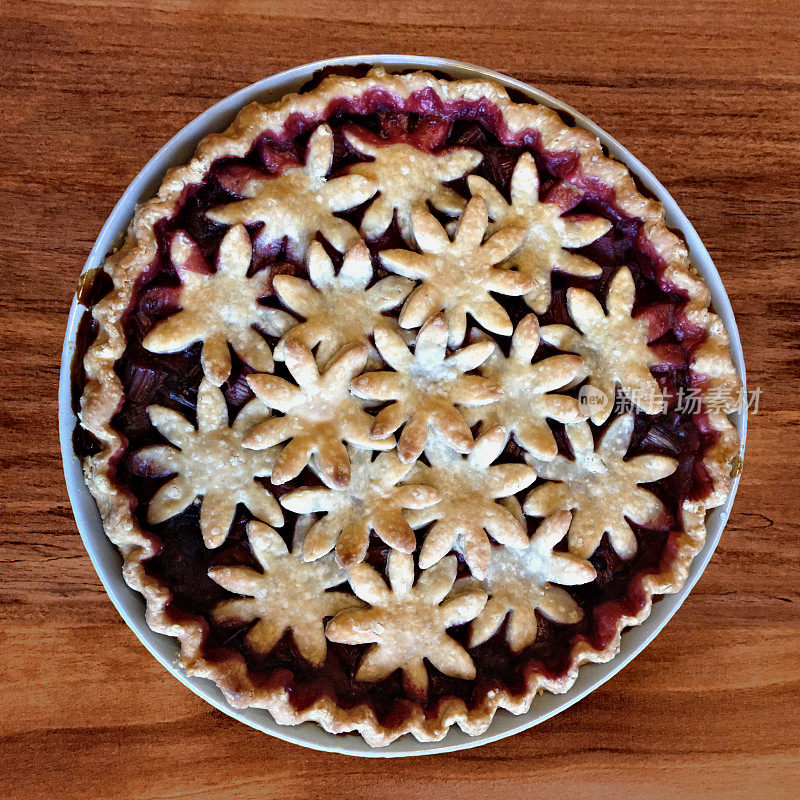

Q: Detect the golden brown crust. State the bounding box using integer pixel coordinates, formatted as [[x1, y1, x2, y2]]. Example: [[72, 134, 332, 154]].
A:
[[79, 67, 741, 747]]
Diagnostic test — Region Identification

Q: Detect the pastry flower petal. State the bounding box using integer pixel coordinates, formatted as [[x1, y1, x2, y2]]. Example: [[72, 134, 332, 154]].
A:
[[540, 266, 665, 423], [469, 509, 596, 651], [142, 224, 294, 386], [345, 125, 482, 242], [206, 124, 377, 259], [468, 151, 611, 314], [407, 426, 537, 580], [326, 550, 487, 697], [350, 313, 501, 463], [523, 414, 678, 559], [243, 340, 394, 488], [465, 314, 585, 460], [379, 196, 533, 346], [280, 446, 441, 568], [208, 521, 361, 666], [273, 240, 413, 366], [137, 378, 283, 548]]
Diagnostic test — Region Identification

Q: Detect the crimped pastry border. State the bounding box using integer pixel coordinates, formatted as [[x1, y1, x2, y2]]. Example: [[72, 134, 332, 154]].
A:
[[78, 67, 741, 747]]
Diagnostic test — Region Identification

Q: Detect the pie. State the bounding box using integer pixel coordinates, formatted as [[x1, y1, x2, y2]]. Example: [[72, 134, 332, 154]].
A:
[[72, 66, 741, 746]]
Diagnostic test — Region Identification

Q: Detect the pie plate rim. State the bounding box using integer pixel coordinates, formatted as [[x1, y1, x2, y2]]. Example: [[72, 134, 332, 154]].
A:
[[58, 54, 747, 757]]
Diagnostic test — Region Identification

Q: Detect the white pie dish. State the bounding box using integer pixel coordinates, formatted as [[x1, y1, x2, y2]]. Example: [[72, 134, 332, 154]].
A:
[[59, 54, 747, 757]]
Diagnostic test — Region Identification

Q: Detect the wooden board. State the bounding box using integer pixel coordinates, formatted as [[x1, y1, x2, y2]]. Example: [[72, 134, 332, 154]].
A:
[[1, 1, 798, 797]]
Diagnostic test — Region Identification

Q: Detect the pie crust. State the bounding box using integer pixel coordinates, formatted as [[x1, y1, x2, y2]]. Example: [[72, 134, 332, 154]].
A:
[[76, 67, 741, 747]]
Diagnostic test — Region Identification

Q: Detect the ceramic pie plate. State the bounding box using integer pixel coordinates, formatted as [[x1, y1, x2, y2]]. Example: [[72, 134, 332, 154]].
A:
[[58, 55, 747, 757]]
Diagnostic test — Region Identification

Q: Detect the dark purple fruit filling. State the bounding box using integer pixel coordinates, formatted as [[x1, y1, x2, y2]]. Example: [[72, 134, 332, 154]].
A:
[[73, 82, 720, 719]]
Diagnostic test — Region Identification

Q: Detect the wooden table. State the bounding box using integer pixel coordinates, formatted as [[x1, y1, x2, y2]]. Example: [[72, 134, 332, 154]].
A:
[[2, 1, 798, 797]]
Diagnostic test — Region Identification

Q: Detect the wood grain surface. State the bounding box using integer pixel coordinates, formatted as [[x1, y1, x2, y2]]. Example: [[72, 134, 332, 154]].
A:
[[1, 1, 798, 798]]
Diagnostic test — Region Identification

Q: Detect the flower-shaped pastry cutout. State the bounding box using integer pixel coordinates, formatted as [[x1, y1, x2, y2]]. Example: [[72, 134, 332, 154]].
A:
[[142, 224, 294, 386], [469, 510, 596, 652], [350, 314, 501, 463], [468, 152, 611, 313], [280, 447, 441, 568], [466, 315, 585, 460], [272, 240, 413, 366], [523, 414, 678, 560], [136, 379, 283, 548], [345, 125, 482, 242], [326, 551, 487, 697], [540, 267, 664, 424], [243, 340, 394, 488], [208, 521, 360, 665], [380, 196, 532, 346], [206, 124, 377, 258], [407, 426, 537, 579]]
